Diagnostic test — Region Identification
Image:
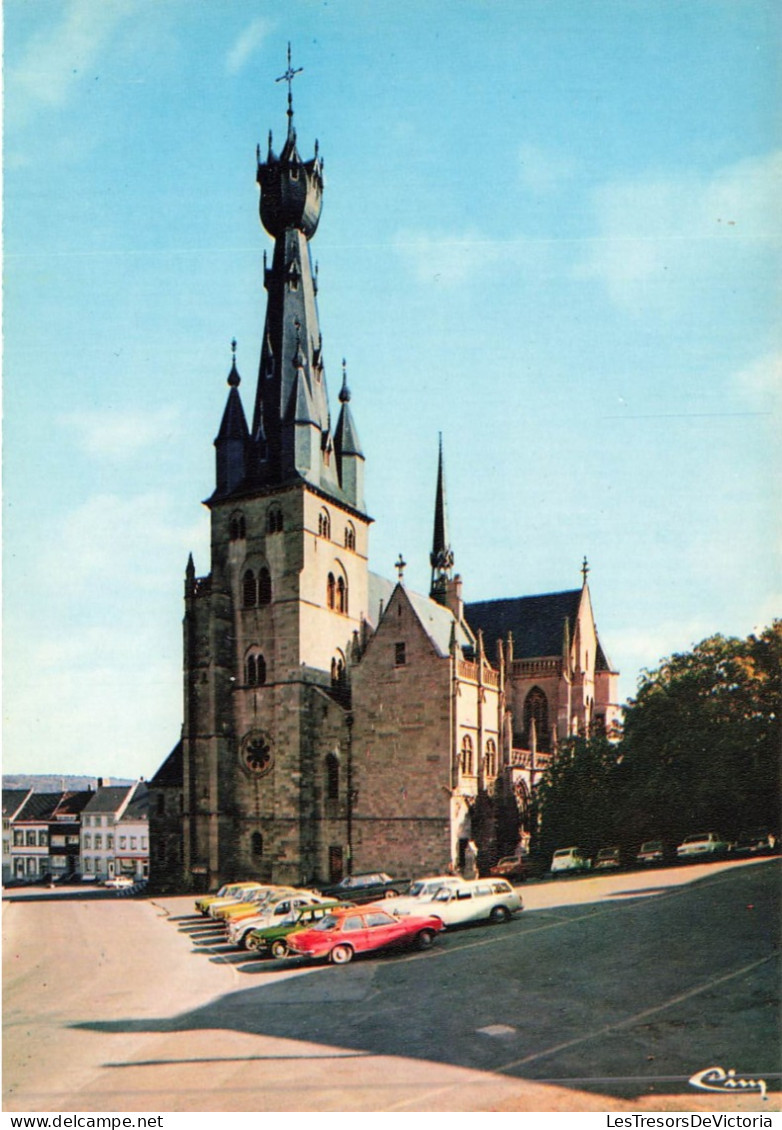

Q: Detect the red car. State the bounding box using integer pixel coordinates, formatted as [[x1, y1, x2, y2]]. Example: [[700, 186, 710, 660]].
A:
[[286, 906, 444, 964]]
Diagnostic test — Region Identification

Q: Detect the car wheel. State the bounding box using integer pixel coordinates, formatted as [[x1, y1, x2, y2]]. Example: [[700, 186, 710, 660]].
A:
[[489, 905, 510, 924], [330, 944, 354, 965], [271, 940, 288, 959], [384, 889, 399, 898], [417, 928, 436, 950], [237, 933, 248, 950]]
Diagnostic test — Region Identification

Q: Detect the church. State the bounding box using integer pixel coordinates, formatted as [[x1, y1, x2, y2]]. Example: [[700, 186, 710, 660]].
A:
[[148, 56, 620, 893]]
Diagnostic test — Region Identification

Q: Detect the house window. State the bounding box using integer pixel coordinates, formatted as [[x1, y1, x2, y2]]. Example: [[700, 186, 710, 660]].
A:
[[13, 830, 23, 846], [38, 831, 48, 846], [318, 509, 331, 539], [84, 857, 93, 873], [258, 567, 272, 606], [243, 569, 257, 608], [344, 523, 355, 550], [130, 838, 137, 850], [325, 753, 340, 800], [94, 835, 102, 850], [119, 837, 127, 850], [84, 835, 92, 849], [460, 735, 474, 776], [107, 836, 114, 850], [26, 831, 36, 846], [267, 508, 283, 533], [395, 642, 407, 666], [141, 837, 147, 850]]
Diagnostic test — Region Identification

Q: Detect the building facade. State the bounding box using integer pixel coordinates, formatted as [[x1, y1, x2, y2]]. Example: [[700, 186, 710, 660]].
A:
[[149, 62, 620, 892]]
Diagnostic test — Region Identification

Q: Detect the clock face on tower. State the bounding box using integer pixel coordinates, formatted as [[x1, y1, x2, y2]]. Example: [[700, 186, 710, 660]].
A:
[[241, 731, 274, 776]]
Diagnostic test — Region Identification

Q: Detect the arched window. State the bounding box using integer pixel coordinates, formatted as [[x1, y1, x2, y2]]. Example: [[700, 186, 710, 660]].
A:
[[325, 753, 339, 801], [460, 735, 474, 776], [243, 569, 256, 608], [267, 507, 283, 534], [336, 575, 347, 614], [524, 687, 549, 751], [246, 652, 266, 687], [230, 512, 246, 540], [318, 508, 331, 539], [326, 572, 336, 610], [251, 832, 263, 858], [484, 738, 498, 778], [258, 567, 272, 606], [344, 523, 355, 551]]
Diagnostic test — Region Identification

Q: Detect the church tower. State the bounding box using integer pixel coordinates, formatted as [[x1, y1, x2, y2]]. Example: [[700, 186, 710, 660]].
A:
[[181, 48, 371, 890]]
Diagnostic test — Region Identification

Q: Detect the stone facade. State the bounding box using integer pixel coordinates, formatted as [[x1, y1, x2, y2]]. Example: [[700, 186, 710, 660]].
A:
[[148, 63, 620, 893]]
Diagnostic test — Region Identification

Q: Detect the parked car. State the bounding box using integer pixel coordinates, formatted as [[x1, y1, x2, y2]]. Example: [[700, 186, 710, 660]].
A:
[[593, 846, 622, 871], [382, 875, 461, 915], [636, 840, 666, 866], [286, 906, 444, 964], [550, 847, 592, 875], [489, 856, 530, 882], [195, 881, 262, 915], [317, 872, 410, 904], [227, 893, 328, 949], [205, 883, 268, 917], [731, 829, 777, 856], [103, 875, 135, 889], [211, 886, 288, 921], [246, 900, 351, 957], [676, 832, 730, 861], [424, 878, 522, 927]]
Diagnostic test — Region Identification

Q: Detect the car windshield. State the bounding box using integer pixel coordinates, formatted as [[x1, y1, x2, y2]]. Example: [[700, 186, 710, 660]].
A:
[[683, 834, 708, 843], [641, 842, 661, 851]]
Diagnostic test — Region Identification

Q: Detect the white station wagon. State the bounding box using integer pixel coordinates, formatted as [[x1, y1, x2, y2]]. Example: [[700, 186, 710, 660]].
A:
[[382, 875, 462, 916], [424, 878, 523, 927]]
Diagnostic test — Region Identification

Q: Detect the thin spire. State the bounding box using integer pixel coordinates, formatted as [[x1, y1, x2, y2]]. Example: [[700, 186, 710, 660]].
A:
[[276, 42, 303, 138], [228, 338, 240, 387], [581, 555, 590, 586], [430, 433, 454, 601]]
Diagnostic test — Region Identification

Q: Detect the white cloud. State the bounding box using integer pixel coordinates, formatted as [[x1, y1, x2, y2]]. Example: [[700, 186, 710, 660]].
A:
[[61, 405, 182, 460], [733, 351, 782, 415], [394, 229, 500, 286], [575, 151, 782, 309], [226, 18, 271, 76], [8, 0, 132, 122], [517, 143, 577, 196]]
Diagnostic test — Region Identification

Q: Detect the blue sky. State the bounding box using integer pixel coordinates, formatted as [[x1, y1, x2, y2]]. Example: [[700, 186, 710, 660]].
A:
[[3, 0, 780, 780]]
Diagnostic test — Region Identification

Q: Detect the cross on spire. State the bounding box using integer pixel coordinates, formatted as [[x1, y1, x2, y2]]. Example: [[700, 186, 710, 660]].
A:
[[395, 554, 407, 582], [276, 42, 303, 134], [581, 556, 590, 585]]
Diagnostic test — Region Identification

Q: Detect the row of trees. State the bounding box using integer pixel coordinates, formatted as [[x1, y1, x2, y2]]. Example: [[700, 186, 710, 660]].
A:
[[533, 621, 781, 859]]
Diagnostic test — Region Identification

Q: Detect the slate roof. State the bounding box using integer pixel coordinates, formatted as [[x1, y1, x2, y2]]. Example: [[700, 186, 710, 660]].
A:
[[150, 741, 183, 789], [2, 789, 32, 819], [405, 587, 475, 657], [466, 589, 583, 662], [15, 792, 64, 822], [83, 785, 134, 815], [121, 783, 150, 822], [53, 791, 94, 817]]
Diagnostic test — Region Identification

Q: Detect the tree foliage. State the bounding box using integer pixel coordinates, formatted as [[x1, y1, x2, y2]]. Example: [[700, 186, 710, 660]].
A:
[[535, 622, 781, 854]]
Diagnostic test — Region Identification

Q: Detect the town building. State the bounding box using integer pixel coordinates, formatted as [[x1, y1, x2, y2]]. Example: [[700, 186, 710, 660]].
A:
[[47, 790, 94, 880], [148, 56, 619, 892], [9, 792, 60, 881], [81, 781, 148, 882], [3, 789, 32, 882]]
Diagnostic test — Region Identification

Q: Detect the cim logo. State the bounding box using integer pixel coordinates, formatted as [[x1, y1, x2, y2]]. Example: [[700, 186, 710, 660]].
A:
[[689, 1066, 768, 1100]]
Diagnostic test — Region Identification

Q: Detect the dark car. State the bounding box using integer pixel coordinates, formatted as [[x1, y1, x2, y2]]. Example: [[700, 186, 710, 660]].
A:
[[732, 829, 777, 856], [593, 846, 622, 871], [317, 872, 410, 904]]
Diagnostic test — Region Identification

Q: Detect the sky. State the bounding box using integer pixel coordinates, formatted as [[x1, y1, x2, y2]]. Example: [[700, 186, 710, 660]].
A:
[[3, 0, 780, 781]]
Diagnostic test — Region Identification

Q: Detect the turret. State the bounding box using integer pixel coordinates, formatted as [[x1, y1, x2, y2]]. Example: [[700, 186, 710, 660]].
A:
[[334, 360, 365, 509], [214, 340, 249, 497]]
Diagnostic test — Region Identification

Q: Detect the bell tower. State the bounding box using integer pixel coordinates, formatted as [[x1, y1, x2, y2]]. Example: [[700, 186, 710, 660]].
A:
[[182, 46, 371, 890]]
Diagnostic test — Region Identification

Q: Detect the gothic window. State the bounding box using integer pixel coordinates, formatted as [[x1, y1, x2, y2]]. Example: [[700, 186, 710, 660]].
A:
[[243, 569, 257, 608], [524, 687, 549, 751], [395, 642, 406, 666], [327, 572, 336, 609], [331, 654, 345, 687], [484, 739, 498, 778], [325, 753, 339, 801], [258, 567, 272, 606], [267, 507, 283, 534], [246, 652, 267, 687], [318, 509, 331, 539], [229, 512, 246, 540], [251, 832, 263, 858], [344, 523, 355, 551], [460, 735, 475, 776], [336, 575, 347, 614]]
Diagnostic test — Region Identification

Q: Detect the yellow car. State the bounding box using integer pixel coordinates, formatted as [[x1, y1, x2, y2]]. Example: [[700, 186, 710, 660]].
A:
[[212, 886, 290, 922], [195, 881, 263, 916]]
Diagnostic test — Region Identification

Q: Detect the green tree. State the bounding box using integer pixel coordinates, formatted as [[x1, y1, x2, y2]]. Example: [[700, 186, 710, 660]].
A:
[[618, 622, 781, 844], [535, 732, 622, 858]]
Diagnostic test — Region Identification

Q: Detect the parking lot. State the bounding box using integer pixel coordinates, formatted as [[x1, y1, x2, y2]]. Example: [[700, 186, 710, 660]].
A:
[[3, 856, 779, 1112]]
